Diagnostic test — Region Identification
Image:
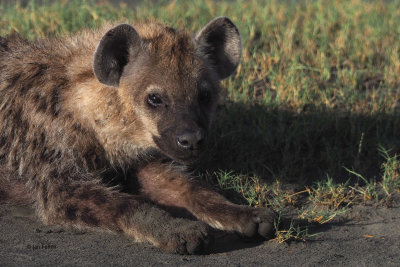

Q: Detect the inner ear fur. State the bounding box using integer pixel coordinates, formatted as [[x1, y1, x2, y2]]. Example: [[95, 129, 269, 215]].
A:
[[93, 24, 142, 87], [195, 17, 242, 80]]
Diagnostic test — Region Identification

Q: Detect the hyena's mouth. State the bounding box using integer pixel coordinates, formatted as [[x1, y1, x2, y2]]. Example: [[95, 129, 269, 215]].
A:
[[152, 135, 206, 164]]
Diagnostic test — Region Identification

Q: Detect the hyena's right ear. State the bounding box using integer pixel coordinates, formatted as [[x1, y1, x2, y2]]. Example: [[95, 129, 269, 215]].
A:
[[93, 24, 142, 87], [195, 17, 242, 80]]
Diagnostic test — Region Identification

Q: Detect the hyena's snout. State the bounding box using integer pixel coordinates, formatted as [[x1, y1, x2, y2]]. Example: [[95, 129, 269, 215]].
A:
[[154, 121, 209, 162], [176, 128, 207, 151]]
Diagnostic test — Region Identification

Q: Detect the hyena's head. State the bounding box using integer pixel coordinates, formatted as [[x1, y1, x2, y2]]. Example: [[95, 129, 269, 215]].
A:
[[93, 17, 241, 164]]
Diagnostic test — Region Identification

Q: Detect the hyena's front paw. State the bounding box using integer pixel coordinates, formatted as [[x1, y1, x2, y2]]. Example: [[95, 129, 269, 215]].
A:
[[159, 220, 212, 255], [235, 206, 277, 238]]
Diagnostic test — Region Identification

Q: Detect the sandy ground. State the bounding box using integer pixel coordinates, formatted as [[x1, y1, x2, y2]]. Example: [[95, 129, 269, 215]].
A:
[[0, 200, 399, 267]]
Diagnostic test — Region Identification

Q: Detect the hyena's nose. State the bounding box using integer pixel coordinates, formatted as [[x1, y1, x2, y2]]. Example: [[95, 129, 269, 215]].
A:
[[177, 129, 206, 150]]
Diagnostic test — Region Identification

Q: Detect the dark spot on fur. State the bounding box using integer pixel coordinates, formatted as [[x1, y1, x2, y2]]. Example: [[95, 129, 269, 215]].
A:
[[41, 181, 48, 208], [65, 204, 78, 220], [57, 185, 64, 193], [81, 207, 99, 226], [50, 88, 61, 116], [94, 119, 103, 126], [93, 191, 107, 205], [32, 93, 40, 103], [32, 138, 38, 150], [20, 86, 29, 95], [64, 112, 73, 120], [18, 119, 29, 150], [0, 189, 8, 202], [0, 153, 5, 164], [40, 147, 55, 161], [116, 199, 130, 217], [19, 80, 34, 96], [177, 37, 187, 53], [19, 64, 47, 95], [8, 73, 22, 90], [40, 132, 46, 145], [19, 120, 29, 136], [67, 184, 80, 197], [12, 107, 23, 125], [72, 122, 87, 134], [0, 135, 6, 147], [37, 97, 47, 112], [75, 69, 93, 84], [165, 26, 176, 34], [78, 190, 90, 200], [30, 63, 48, 78], [0, 36, 9, 52]]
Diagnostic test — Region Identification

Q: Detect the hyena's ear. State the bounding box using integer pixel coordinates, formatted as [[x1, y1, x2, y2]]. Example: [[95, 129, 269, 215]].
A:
[[93, 24, 142, 87], [195, 17, 242, 80]]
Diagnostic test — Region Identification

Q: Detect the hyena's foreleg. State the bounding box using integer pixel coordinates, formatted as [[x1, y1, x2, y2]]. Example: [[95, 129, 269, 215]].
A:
[[137, 163, 277, 238], [34, 178, 211, 254]]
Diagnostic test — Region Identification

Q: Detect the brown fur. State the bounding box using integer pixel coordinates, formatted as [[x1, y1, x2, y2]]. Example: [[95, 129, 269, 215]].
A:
[[0, 18, 275, 254]]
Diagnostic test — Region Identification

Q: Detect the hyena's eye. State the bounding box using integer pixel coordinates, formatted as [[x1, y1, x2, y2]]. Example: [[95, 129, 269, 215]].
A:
[[147, 94, 163, 107], [198, 91, 211, 105]]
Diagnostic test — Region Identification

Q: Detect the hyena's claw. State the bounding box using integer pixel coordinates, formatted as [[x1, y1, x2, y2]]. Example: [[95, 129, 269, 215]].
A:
[[254, 208, 277, 238], [240, 207, 277, 239]]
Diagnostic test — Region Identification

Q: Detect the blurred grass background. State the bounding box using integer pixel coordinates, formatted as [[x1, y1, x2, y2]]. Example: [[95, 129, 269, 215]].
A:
[[0, 0, 399, 200]]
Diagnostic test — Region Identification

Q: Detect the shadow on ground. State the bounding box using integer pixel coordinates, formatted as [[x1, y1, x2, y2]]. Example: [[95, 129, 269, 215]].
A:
[[199, 102, 400, 185], [195, 102, 400, 250]]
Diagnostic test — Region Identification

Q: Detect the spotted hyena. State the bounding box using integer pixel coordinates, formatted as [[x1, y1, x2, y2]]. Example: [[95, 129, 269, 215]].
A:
[[0, 17, 276, 254]]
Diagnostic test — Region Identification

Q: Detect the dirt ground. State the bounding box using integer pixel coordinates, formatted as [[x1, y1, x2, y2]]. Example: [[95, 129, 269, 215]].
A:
[[1, 199, 399, 267]]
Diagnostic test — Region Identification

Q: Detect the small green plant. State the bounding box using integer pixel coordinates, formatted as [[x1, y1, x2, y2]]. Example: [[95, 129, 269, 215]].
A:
[[273, 214, 320, 243], [298, 206, 347, 224], [272, 181, 309, 209], [213, 170, 273, 207], [345, 167, 379, 201], [379, 147, 400, 197], [213, 172, 308, 211], [306, 177, 354, 209], [294, 177, 352, 224]]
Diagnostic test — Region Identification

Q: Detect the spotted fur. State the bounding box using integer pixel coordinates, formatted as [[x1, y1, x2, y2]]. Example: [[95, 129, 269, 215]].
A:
[[0, 18, 276, 254]]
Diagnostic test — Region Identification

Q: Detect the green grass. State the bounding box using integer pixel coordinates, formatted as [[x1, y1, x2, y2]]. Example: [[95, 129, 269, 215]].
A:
[[1, 0, 400, 240], [274, 213, 320, 243]]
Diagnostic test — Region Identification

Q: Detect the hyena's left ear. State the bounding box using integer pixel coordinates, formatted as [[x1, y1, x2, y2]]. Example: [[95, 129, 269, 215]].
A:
[[195, 17, 242, 80], [93, 24, 142, 87]]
